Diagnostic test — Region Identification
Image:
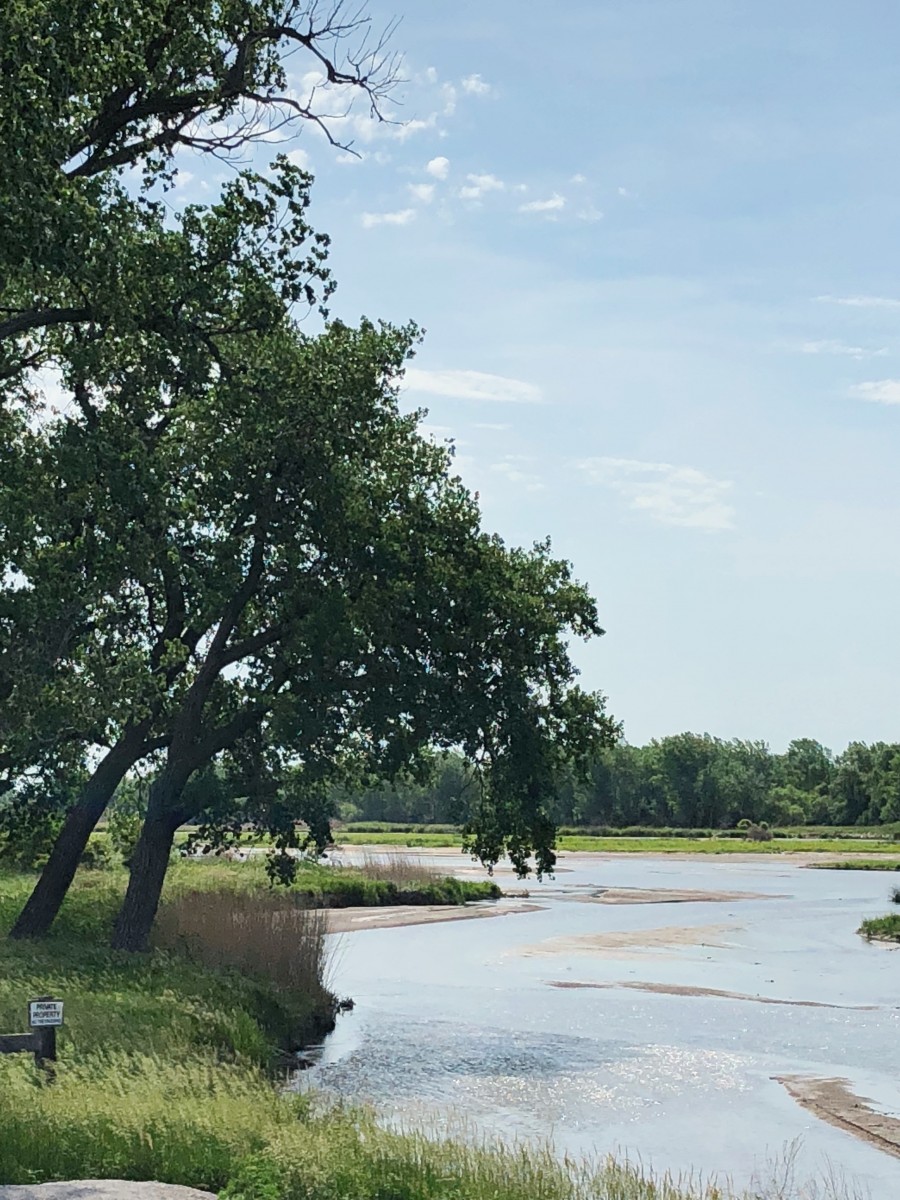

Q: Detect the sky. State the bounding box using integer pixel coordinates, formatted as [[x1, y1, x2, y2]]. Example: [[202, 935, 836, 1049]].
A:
[[172, 0, 900, 751]]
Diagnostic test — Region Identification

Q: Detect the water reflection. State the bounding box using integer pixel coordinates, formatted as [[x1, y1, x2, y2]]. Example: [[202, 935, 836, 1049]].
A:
[[298, 853, 900, 1193]]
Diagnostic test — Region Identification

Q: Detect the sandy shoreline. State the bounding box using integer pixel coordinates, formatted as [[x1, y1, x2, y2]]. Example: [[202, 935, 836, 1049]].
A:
[[776, 1076, 900, 1159], [325, 900, 543, 933]]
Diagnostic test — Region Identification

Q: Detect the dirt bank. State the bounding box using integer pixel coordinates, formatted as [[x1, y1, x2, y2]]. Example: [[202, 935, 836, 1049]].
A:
[[518, 922, 739, 958], [547, 980, 879, 1010], [776, 1075, 900, 1159], [326, 899, 543, 933]]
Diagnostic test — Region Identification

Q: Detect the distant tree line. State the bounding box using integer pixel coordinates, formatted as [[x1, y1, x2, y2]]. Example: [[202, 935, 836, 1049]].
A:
[[334, 736, 900, 829]]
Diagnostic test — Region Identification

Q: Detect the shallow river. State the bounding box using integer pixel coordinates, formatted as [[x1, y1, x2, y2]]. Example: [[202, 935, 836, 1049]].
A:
[[299, 853, 900, 1196]]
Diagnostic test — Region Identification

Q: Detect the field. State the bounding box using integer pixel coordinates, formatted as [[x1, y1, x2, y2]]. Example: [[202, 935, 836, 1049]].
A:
[[335, 830, 900, 855]]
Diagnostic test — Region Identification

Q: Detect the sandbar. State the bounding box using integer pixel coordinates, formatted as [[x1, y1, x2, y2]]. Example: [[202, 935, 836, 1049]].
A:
[[776, 1075, 900, 1159]]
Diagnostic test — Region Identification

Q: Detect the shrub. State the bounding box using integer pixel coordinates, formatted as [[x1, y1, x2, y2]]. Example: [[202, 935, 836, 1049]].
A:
[[744, 824, 774, 842]]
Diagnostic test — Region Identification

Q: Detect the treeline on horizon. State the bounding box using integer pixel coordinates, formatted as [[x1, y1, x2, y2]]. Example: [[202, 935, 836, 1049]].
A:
[[330, 735, 900, 830]]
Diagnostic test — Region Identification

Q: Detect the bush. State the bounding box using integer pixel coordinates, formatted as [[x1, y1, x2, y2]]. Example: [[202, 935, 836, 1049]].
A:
[[79, 835, 113, 870], [744, 823, 774, 842]]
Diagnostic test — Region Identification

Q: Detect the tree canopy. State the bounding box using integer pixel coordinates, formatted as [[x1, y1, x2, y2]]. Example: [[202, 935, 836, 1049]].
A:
[[1, 2, 617, 951]]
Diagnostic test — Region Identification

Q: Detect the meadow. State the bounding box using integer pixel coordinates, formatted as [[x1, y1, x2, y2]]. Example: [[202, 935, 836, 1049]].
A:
[[335, 829, 900, 855]]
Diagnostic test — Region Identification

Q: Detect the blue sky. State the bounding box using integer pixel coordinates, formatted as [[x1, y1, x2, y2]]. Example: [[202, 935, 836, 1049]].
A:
[[175, 1, 900, 751]]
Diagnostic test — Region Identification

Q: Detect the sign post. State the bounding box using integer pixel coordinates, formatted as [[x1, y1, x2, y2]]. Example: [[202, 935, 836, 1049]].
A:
[[29, 997, 63, 1065], [0, 996, 62, 1068]]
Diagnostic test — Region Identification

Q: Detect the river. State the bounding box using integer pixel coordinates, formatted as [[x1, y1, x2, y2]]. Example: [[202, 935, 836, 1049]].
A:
[[297, 851, 900, 1196]]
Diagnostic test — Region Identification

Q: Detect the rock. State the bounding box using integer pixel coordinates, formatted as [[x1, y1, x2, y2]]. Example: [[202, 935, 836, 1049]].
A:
[[0, 1183, 216, 1200]]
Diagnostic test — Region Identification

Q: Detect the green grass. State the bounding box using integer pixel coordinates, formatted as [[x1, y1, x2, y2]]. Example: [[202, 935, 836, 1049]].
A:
[[858, 913, 900, 941], [165, 854, 500, 906], [335, 831, 900, 855]]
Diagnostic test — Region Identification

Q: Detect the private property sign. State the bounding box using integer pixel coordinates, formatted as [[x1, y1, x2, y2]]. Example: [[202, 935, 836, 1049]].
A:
[[29, 999, 63, 1027]]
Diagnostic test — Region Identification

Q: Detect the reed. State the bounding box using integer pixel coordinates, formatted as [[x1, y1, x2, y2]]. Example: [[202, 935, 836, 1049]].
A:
[[153, 887, 332, 1001], [357, 850, 441, 887]]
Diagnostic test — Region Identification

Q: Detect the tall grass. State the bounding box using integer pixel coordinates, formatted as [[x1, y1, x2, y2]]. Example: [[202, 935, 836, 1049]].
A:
[[153, 888, 332, 1004], [356, 850, 441, 888]]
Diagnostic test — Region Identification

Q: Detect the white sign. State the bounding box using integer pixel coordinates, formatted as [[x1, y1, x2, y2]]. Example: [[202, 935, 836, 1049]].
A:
[[29, 1000, 63, 1028]]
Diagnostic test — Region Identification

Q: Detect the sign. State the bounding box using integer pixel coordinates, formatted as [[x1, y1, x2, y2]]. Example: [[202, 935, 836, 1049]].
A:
[[29, 999, 63, 1028]]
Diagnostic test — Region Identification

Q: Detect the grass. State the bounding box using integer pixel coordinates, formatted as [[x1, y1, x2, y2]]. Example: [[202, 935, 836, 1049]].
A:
[[335, 830, 900, 855], [153, 889, 332, 1019], [166, 853, 500, 907], [858, 913, 900, 942]]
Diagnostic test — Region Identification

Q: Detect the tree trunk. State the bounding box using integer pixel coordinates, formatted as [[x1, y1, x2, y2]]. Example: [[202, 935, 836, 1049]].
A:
[[110, 777, 185, 952], [9, 729, 148, 940]]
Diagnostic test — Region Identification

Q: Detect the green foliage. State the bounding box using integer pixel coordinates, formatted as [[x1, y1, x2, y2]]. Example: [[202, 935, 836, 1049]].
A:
[[78, 834, 113, 870], [859, 913, 900, 941], [335, 733, 900, 837], [221, 1154, 287, 1200], [0, 777, 70, 868], [107, 776, 150, 863]]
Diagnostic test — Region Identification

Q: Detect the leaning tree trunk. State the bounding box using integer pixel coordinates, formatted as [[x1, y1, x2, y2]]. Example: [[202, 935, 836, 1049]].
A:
[[9, 728, 148, 940], [110, 787, 185, 952]]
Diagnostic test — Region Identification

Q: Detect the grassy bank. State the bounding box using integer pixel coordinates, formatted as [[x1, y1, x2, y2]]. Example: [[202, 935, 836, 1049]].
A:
[[809, 858, 900, 871], [859, 913, 900, 941], [336, 830, 900, 855]]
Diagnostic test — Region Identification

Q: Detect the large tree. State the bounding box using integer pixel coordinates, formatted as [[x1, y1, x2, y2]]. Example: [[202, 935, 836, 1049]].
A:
[[9, 307, 615, 950], [2, 0, 376, 930], [0, 0, 394, 375]]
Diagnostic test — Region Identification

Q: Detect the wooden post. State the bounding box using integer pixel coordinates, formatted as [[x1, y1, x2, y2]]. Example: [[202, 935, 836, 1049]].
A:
[[0, 997, 61, 1073], [33, 1023, 56, 1067]]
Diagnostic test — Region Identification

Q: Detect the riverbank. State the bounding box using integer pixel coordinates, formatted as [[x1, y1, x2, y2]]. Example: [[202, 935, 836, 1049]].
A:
[[0, 856, 887, 1196], [0, 865, 761, 1198]]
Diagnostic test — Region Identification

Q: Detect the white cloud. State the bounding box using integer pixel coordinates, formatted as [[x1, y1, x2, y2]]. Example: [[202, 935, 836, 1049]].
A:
[[570, 173, 587, 184], [617, 186, 633, 197], [462, 74, 492, 96], [580, 457, 735, 532], [442, 83, 457, 115], [404, 368, 542, 404], [849, 380, 900, 405], [286, 147, 310, 169], [474, 422, 511, 431], [519, 193, 565, 214], [361, 208, 416, 229], [393, 115, 439, 141], [459, 173, 505, 200], [335, 151, 359, 164], [426, 156, 450, 180], [815, 294, 900, 309], [408, 183, 435, 203], [798, 340, 888, 359], [577, 205, 604, 223], [424, 67, 438, 84]]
